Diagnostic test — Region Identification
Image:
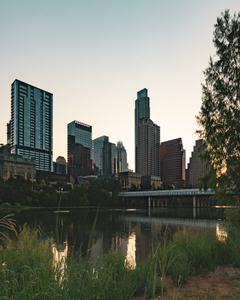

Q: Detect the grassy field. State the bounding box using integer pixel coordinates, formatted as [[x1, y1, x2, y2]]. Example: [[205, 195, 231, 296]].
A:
[[1, 218, 240, 299]]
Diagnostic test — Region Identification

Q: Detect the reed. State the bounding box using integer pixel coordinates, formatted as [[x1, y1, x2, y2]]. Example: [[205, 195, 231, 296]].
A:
[[1, 221, 240, 299], [0, 213, 18, 244]]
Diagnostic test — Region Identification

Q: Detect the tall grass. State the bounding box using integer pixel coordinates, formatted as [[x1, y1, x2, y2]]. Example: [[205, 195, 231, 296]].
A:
[[0, 213, 18, 243], [1, 223, 240, 299]]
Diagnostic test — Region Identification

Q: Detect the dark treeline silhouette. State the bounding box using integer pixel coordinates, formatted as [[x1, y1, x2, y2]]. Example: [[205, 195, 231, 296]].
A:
[[0, 175, 122, 207]]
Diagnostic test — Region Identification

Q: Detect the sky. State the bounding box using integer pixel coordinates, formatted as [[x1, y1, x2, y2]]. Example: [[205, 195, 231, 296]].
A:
[[0, 0, 239, 171]]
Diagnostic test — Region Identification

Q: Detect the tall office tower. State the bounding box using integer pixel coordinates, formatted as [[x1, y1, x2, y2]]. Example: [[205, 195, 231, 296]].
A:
[[135, 88, 160, 176], [67, 121, 93, 177], [10, 79, 53, 171], [94, 136, 116, 176], [186, 139, 205, 188], [160, 138, 186, 189], [135, 88, 150, 173], [139, 118, 160, 176], [115, 141, 128, 173]]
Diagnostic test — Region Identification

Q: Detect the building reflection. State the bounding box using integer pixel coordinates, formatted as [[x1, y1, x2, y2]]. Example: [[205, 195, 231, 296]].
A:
[[52, 237, 68, 283], [216, 223, 227, 241], [125, 232, 136, 269], [49, 208, 227, 267]]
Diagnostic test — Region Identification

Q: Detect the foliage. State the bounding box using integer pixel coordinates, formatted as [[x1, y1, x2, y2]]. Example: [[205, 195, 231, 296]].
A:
[[88, 180, 110, 206], [196, 10, 240, 206], [162, 182, 175, 190], [52, 180, 72, 192], [0, 214, 17, 243], [225, 206, 240, 226], [129, 183, 138, 191], [0, 174, 121, 208], [1, 221, 240, 298]]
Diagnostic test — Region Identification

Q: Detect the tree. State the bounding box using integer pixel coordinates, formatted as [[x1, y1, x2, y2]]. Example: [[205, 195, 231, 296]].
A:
[[196, 10, 240, 205], [106, 178, 121, 205]]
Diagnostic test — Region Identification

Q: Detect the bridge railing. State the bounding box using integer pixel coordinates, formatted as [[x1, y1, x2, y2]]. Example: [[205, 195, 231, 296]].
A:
[[119, 188, 213, 198]]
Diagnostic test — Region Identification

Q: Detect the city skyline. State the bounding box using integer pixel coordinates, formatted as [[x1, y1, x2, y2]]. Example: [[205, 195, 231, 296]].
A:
[[1, 1, 239, 171]]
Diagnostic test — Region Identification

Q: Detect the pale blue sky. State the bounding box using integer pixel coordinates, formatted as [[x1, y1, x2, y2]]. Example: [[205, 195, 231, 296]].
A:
[[1, 0, 239, 170]]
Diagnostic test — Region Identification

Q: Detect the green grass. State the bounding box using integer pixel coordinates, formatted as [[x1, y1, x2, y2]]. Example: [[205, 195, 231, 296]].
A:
[[1, 223, 240, 299]]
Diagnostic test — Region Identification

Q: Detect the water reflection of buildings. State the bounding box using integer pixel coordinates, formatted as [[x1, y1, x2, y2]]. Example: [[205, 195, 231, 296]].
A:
[[52, 239, 68, 283], [50, 209, 227, 268], [216, 223, 227, 241], [125, 232, 136, 269]]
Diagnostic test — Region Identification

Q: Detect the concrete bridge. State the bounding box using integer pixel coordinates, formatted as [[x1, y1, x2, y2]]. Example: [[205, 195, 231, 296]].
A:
[[119, 188, 214, 208]]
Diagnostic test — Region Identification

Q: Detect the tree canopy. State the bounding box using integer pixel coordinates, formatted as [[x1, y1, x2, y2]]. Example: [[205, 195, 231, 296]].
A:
[[196, 10, 240, 204]]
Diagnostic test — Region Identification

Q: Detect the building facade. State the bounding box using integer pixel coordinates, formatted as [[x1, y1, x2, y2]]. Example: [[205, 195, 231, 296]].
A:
[[138, 118, 160, 176], [67, 121, 94, 177], [114, 172, 141, 191], [53, 156, 67, 174], [135, 88, 150, 173], [0, 144, 11, 154], [186, 139, 205, 188], [135, 88, 160, 176], [115, 141, 128, 173], [10, 79, 53, 172], [94, 136, 115, 176], [160, 138, 186, 189], [0, 153, 36, 181]]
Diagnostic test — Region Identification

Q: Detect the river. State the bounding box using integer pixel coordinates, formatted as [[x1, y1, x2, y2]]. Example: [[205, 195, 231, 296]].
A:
[[0, 206, 227, 267]]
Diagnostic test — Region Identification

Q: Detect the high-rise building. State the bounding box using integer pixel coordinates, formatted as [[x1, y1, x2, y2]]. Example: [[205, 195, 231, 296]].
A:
[[139, 118, 160, 176], [186, 139, 205, 188], [135, 88, 160, 176], [67, 121, 93, 177], [135, 88, 150, 173], [115, 141, 128, 173], [94, 136, 115, 176], [160, 138, 185, 189], [10, 79, 53, 172]]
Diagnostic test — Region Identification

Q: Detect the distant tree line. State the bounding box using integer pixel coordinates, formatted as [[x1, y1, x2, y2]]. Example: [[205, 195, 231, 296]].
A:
[[0, 175, 122, 208]]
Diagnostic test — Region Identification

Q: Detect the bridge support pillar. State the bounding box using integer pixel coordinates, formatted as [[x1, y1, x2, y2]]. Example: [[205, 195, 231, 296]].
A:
[[161, 200, 164, 207], [193, 207, 196, 219], [197, 199, 200, 207], [201, 199, 203, 207], [153, 199, 155, 208], [208, 199, 210, 207], [148, 197, 151, 208], [193, 196, 196, 208], [157, 200, 159, 207], [165, 199, 168, 207]]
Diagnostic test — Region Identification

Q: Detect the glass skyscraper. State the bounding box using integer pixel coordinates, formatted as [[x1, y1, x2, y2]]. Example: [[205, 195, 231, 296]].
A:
[[135, 88, 160, 176], [10, 79, 53, 172], [138, 118, 160, 176], [67, 120, 94, 177], [115, 141, 128, 173], [135, 88, 150, 173], [93, 136, 115, 176]]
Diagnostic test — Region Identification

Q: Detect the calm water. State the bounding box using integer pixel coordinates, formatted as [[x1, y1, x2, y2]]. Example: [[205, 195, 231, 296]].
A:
[[0, 207, 227, 267]]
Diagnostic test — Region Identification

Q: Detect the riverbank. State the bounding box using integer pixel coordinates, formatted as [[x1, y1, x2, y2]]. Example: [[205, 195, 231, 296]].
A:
[[134, 265, 240, 299], [1, 220, 240, 299]]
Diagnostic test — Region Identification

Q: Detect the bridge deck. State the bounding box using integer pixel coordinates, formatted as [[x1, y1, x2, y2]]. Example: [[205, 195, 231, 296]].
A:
[[119, 188, 213, 198]]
